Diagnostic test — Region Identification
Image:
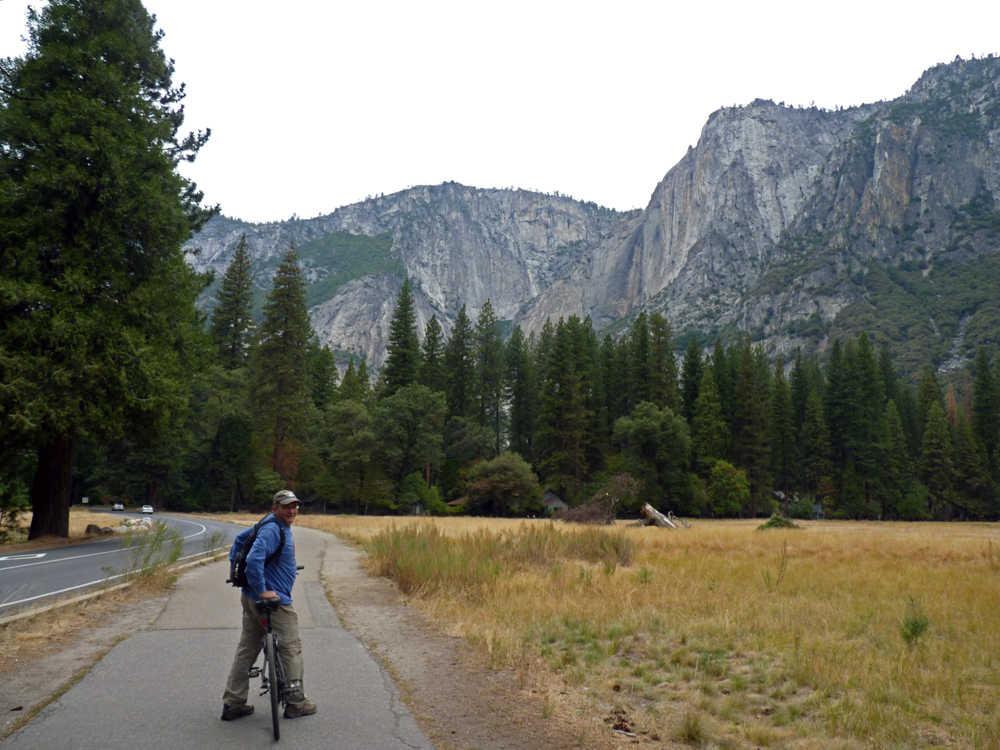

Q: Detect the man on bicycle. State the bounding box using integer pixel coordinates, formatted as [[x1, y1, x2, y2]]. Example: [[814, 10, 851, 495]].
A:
[[222, 489, 317, 721]]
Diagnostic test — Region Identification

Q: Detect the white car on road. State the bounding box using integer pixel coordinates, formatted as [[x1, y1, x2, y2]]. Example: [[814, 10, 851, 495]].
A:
[[140, 505, 154, 514]]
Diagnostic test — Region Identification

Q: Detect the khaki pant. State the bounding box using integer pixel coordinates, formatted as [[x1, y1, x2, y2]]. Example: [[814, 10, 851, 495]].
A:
[[223, 594, 307, 709]]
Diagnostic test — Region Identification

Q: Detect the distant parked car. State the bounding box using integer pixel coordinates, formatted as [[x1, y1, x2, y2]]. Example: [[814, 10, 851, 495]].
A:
[[140, 505, 154, 514], [112, 503, 124, 511]]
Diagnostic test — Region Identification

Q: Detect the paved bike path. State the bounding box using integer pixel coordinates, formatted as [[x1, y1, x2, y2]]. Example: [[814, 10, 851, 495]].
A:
[[1, 528, 436, 750]]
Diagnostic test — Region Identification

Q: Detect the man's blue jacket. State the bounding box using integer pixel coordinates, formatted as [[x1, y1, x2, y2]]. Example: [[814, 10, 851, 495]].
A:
[[229, 514, 297, 604]]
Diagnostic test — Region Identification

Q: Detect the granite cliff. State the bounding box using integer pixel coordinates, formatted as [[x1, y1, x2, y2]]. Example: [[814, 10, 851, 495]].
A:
[[186, 56, 1000, 373]]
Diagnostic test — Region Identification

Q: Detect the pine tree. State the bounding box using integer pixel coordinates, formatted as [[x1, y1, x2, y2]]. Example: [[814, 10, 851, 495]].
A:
[[627, 312, 651, 409], [790, 347, 810, 432], [711, 339, 737, 428], [824, 339, 849, 474], [881, 400, 914, 519], [579, 316, 609, 478], [770, 357, 798, 508], [306, 340, 339, 411], [972, 348, 999, 465], [692, 369, 729, 475], [921, 401, 954, 520], [339, 358, 365, 403], [209, 234, 256, 368], [732, 337, 772, 515], [846, 332, 885, 510], [444, 305, 475, 419], [504, 326, 538, 462], [251, 248, 314, 484], [916, 367, 944, 446], [475, 299, 504, 455], [799, 392, 834, 504], [0, 0, 215, 538], [536, 318, 589, 494], [356, 360, 374, 403], [418, 315, 446, 393], [952, 412, 993, 517], [648, 312, 680, 412], [379, 278, 421, 399], [680, 335, 705, 424]]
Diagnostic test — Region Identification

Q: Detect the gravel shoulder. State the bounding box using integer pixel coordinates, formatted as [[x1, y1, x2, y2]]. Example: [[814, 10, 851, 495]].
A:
[[321, 537, 618, 750]]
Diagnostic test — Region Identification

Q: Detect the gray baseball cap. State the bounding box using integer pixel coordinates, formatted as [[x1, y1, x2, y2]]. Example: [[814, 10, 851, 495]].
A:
[[273, 490, 300, 505]]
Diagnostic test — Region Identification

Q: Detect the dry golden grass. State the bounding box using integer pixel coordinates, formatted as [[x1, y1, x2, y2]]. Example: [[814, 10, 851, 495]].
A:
[[4, 507, 122, 546], [295, 515, 1000, 749]]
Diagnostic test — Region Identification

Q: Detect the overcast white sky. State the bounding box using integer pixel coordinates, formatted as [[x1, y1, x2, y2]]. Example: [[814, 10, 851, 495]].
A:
[[2, 1, 998, 224]]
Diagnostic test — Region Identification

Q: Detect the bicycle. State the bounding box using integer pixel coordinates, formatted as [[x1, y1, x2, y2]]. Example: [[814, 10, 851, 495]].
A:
[[249, 596, 288, 740], [248, 565, 303, 740]]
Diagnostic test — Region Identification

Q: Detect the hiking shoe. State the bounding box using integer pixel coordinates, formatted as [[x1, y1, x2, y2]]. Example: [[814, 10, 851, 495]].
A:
[[283, 701, 316, 719], [221, 704, 254, 721]]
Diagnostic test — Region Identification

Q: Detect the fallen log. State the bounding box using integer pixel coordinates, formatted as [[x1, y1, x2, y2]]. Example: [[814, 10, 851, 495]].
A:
[[640, 503, 690, 528]]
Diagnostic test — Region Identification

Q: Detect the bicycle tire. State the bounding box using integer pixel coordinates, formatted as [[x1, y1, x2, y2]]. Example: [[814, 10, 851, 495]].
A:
[[266, 635, 280, 740]]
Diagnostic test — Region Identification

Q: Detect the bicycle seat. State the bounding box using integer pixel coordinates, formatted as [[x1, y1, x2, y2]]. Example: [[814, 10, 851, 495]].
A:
[[255, 597, 282, 613]]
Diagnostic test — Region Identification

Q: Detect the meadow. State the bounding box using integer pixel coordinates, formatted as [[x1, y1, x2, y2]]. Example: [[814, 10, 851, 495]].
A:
[[297, 515, 1000, 749]]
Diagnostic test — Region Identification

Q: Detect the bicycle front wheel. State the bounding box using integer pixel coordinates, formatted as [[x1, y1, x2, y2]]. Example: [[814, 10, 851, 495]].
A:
[[266, 634, 280, 740]]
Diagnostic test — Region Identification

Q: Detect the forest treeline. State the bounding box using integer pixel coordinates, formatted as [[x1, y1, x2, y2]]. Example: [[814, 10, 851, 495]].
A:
[[5, 1, 998, 541], [46, 242, 1000, 521]]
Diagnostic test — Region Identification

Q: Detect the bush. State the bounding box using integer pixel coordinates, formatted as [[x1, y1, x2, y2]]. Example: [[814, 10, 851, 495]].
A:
[[757, 514, 801, 530], [788, 497, 816, 519]]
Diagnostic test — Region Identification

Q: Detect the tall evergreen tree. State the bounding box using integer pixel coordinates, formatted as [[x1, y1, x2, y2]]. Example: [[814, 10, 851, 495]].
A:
[[880, 399, 914, 519], [418, 315, 446, 394], [339, 358, 366, 403], [711, 339, 737, 428], [474, 300, 504, 455], [916, 367, 944, 447], [536, 318, 589, 494], [770, 357, 798, 506], [0, 0, 215, 538], [379, 278, 421, 399], [627, 312, 651, 410], [579, 317, 609, 478], [209, 234, 256, 368], [799, 392, 834, 504], [789, 347, 811, 432], [680, 335, 705, 424], [921, 401, 954, 520], [824, 339, 849, 474], [846, 332, 885, 510], [952, 412, 993, 517], [648, 312, 680, 412], [251, 248, 314, 484], [972, 348, 999, 465], [691, 368, 729, 475], [306, 340, 339, 412], [444, 305, 475, 419], [732, 337, 772, 515], [504, 326, 537, 462], [323, 399, 379, 514]]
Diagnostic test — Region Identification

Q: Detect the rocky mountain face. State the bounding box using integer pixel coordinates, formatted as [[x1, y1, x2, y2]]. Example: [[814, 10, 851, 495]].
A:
[[186, 56, 1000, 374]]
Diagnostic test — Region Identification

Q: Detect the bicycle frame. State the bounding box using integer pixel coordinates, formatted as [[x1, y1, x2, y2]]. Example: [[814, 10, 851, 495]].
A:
[[249, 598, 287, 740]]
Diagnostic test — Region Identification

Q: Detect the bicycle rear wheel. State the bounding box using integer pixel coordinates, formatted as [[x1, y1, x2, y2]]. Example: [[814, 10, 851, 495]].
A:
[[266, 635, 280, 740]]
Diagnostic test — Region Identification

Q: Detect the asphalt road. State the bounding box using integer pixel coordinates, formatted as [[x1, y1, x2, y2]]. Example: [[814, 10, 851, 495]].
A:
[[0, 526, 436, 750], [0, 513, 240, 616]]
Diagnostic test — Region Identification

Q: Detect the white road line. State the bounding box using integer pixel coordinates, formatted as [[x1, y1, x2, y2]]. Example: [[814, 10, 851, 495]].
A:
[[0, 517, 212, 573], [0, 547, 228, 611]]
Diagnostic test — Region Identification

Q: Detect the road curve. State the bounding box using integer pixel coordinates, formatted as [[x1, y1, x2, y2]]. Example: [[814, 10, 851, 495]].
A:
[[0, 513, 242, 616]]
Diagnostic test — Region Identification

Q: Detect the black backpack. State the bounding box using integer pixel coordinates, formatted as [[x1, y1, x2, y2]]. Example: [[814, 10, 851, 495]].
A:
[[227, 515, 285, 589]]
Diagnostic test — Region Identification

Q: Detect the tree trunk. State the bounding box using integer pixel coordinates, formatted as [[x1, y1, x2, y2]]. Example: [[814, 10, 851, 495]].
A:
[[28, 433, 77, 540]]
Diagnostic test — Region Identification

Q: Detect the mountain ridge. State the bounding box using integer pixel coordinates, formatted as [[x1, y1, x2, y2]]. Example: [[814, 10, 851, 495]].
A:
[[185, 56, 1000, 374]]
